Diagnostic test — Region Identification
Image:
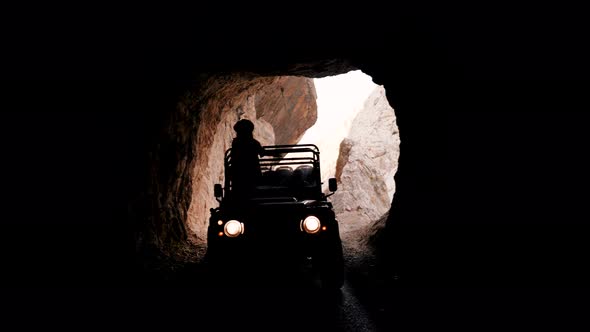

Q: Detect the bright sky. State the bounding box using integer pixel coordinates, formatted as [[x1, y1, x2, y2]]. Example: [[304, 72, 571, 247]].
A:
[[297, 70, 378, 182]]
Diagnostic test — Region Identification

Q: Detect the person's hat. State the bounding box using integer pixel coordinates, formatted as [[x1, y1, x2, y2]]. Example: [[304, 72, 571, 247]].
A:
[[234, 119, 254, 134]]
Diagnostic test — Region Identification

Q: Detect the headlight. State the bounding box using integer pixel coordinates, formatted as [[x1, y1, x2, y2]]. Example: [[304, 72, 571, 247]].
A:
[[224, 220, 244, 237], [301, 216, 321, 234]]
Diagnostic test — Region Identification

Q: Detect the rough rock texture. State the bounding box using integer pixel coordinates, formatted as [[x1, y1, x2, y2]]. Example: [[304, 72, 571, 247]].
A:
[[186, 76, 317, 250], [331, 86, 400, 254], [255, 76, 318, 145], [145, 75, 274, 260]]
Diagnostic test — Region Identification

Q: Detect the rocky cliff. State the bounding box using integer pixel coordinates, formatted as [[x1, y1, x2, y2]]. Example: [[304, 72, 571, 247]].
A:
[[186, 76, 317, 249], [255, 76, 318, 145], [331, 86, 400, 253]]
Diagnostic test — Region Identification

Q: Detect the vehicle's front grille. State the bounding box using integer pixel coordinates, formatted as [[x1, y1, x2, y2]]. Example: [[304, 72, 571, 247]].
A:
[[243, 212, 303, 244]]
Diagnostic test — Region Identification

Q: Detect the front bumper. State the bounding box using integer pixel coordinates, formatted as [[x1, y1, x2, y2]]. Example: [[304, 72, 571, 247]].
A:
[[208, 225, 328, 261]]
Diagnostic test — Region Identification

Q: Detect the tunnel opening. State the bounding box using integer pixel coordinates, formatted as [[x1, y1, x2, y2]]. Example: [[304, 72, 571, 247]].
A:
[[293, 71, 400, 263], [180, 70, 400, 269]]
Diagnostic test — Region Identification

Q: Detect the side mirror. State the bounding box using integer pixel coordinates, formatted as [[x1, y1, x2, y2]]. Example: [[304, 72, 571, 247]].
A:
[[214, 184, 223, 199], [328, 178, 338, 192]]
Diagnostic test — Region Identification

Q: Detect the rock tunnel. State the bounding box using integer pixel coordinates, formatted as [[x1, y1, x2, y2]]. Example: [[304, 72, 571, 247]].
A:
[[3, 6, 588, 293], [1, 12, 452, 288], [114, 14, 450, 285], [128, 60, 446, 283], [171, 70, 400, 265], [2, 5, 590, 332]]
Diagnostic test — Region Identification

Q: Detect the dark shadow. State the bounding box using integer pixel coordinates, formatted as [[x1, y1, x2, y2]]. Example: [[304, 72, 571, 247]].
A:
[[229, 119, 265, 201]]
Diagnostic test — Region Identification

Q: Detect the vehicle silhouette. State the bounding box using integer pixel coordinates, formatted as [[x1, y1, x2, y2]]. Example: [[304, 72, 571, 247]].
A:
[[207, 144, 344, 288]]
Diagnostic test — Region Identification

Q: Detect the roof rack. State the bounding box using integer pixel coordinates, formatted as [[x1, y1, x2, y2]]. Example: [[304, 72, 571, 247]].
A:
[[224, 144, 321, 190]]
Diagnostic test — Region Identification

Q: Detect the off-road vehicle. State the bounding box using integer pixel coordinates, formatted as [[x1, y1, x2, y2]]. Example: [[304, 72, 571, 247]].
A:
[[207, 144, 344, 288]]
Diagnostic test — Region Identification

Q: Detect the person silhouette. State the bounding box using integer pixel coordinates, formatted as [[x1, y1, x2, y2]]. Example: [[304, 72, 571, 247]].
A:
[[230, 119, 265, 201]]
